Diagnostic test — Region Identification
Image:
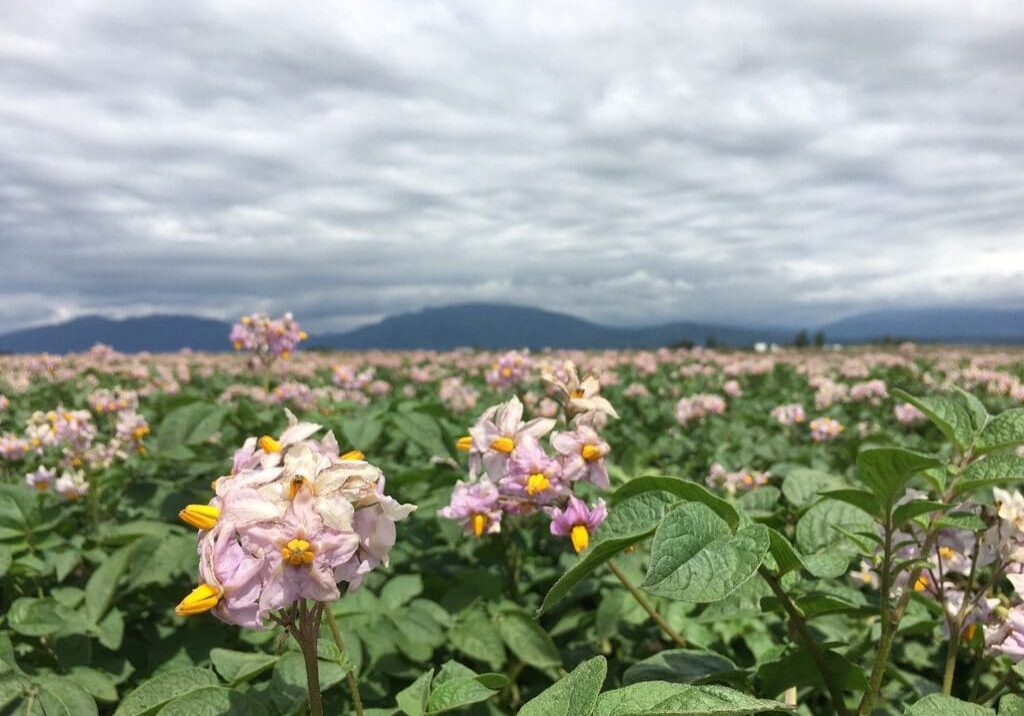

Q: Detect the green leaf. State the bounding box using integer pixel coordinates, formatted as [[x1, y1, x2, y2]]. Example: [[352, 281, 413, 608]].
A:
[[34, 674, 98, 716], [95, 607, 125, 650], [855, 448, 942, 508], [519, 655, 606, 716], [392, 412, 450, 457], [892, 500, 949, 527], [623, 650, 737, 685], [184, 406, 229, 446], [495, 609, 561, 669], [539, 491, 677, 614], [425, 661, 506, 714], [891, 389, 981, 451], [956, 454, 1024, 497], [7, 597, 78, 637], [67, 667, 118, 703], [156, 687, 268, 716], [85, 543, 137, 623], [380, 575, 424, 611], [765, 529, 847, 578], [781, 468, 846, 508], [1000, 695, 1024, 716], [796, 499, 877, 556], [935, 512, 988, 532], [210, 649, 280, 685], [757, 648, 867, 694], [975, 408, 1024, 455], [340, 413, 385, 452], [595, 681, 787, 716], [396, 669, 433, 716], [449, 606, 505, 669], [904, 694, 994, 715], [613, 476, 739, 528], [819, 489, 881, 518], [643, 503, 769, 603], [113, 667, 219, 716]]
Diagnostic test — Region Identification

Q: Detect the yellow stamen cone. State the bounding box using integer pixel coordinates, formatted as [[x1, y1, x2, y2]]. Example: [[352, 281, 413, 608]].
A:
[[179, 504, 221, 531], [340, 449, 365, 461], [282, 538, 315, 566], [471, 513, 488, 537], [571, 524, 590, 553], [526, 473, 551, 496], [259, 435, 282, 453], [490, 437, 514, 454], [581, 444, 603, 461], [175, 583, 221, 616], [455, 436, 473, 452]]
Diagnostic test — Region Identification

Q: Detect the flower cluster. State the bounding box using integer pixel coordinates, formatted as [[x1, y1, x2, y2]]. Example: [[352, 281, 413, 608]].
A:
[[441, 362, 614, 553], [485, 351, 530, 389], [175, 411, 415, 629], [771, 403, 806, 426], [809, 416, 844, 442], [706, 463, 770, 496], [230, 312, 307, 361], [674, 394, 727, 426], [893, 402, 927, 427], [87, 388, 139, 414]]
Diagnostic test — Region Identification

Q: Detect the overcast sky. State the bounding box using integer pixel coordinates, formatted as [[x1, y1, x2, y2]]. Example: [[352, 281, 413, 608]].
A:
[[1, 0, 1023, 334]]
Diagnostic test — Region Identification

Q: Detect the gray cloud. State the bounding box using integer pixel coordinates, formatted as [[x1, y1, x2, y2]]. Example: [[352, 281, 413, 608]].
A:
[[1, 0, 1023, 335]]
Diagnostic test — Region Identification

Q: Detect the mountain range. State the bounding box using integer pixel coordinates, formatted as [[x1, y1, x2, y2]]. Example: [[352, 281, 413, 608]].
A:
[[0, 303, 1020, 354]]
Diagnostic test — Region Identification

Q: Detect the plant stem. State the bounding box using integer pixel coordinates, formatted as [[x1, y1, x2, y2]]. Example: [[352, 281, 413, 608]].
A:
[[977, 668, 1016, 705], [607, 559, 687, 648], [759, 567, 850, 716], [291, 601, 325, 716], [860, 507, 945, 715], [324, 607, 364, 716]]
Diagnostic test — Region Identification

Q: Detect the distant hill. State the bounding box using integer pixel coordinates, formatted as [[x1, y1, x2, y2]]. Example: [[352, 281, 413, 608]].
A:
[[0, 304, 1020, 354], [0, 315, 231, 353], [312, 303, 784, 350], [821, 307, 1024, 344]]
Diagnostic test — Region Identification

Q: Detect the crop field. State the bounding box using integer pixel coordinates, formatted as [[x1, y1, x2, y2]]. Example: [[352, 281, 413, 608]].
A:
[[1, 334, 1024, 715]]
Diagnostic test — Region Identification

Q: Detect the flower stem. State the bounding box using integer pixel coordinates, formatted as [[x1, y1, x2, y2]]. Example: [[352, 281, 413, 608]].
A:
[[290, 601, 325, 716], [759, 567, 850, 716], [324, 607, 364, 716], [607, 559, 686, 648]]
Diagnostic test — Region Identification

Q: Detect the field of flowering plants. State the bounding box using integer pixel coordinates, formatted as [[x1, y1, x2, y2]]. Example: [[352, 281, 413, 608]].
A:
[[3, 326, 1024, 715]]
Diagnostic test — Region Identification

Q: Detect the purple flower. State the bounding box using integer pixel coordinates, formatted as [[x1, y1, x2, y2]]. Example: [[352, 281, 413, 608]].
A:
[[499, 435, 565, 506], [551, 425, 610, 489], [438, 479, 503, 537], [468, 396, 556, 480], [550, 496, 607, 553]]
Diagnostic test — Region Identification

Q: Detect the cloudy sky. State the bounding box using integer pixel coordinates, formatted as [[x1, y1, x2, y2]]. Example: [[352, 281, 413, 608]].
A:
[[1, 0, 1023, 335]]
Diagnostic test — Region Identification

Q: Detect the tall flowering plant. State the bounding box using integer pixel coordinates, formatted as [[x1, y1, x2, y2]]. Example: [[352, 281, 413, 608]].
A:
[[441, 361, 616, 554], [175, 410, 415, 716], [230, 312, 308, 364]]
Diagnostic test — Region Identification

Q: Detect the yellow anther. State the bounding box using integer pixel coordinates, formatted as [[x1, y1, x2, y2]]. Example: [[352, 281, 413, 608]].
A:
[[455, 436, 473, 452], [175, 583, 221, 616], [963, 623, 977, 641], [233, 340, 242, 351], [938, 546, 958, 561], [501, 367, 512, 378], [526, 473, 551, 496], [913, 574, 929, 592], [571, 524, 590, 553], [132, 426, 150, 441], [581, 444, 603, 461], [179, 504, 221, 531], [282, 538, 315, 566], [471, 513, 488, 537], [281, 350, 290, 360], [241, 316, 251, 325], [490, 437, 515, 454], [33, 481, 47, 492], [340, 450, 365, 461], [259, 435, 282, 453], [570, 389, 585, 399], [298, 331, 308, 341]]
